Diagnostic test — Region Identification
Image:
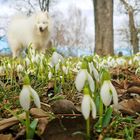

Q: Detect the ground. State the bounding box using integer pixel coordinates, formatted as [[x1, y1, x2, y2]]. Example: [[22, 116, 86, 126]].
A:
[[0, 51, 140, 140]]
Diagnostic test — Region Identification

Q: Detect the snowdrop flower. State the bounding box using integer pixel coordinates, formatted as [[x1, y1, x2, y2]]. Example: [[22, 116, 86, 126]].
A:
[[48, 71, 53, 80], [55, 63, 60, 71], [20, 85, 41, 111], [128, 59, 132, 65], [107, 58, 117, 68], [81, 94, 96, 119], [100, 80, 118, 107], [31, 54, 40, 63], [136, 52, 140, 56], [25, 57, 30, 66], [40, 53, 45, 60], [17, 64, 24, 72], [135, 67, 140, 75], [107, 56, 112, 62], [62, 66, 69, 74], [72, 68, 79, 73], [75, 69, 95, 92], [116, 58, 126, 66], [99, 59, 109, 69], [88, 62, 99, 82], [0, 66, 5, 74], [94, 54, 100, 60], [29, 47, 36, 55], [76, 61, 82, 70], [7, 63, 11, 69], [66, 60, 71, 66], [133, 55, 140, 62], [50, 52, 64, 67]]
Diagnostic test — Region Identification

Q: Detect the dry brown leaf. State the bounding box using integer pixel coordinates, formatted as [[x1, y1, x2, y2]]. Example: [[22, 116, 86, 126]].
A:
[[128, 80, 140, 87], [41, 117, 88, 140], [30, 109, 49, 135], [116, 88, 127, 95], [0, 134, 14, 140], [127, 86, 140, 95], [14, 129, 25, 140], [37, 118, 48, 135], [50, 99, 80, 114], [48, 81, 54, 89], [30, 108, 48, 118], [0, 113, 26, 131], [118, 99, 140, 115]]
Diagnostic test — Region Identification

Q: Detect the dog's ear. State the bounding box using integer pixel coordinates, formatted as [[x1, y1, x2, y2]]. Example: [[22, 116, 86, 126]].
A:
[[44, 11, 49, 18]]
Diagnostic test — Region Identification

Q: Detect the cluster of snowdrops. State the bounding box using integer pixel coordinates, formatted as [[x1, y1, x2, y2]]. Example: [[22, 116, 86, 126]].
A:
[[1, 47, 140, 139]]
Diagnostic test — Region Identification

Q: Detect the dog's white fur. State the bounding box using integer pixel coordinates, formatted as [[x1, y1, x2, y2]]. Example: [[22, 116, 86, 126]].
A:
[[7, 11, 51, 57]]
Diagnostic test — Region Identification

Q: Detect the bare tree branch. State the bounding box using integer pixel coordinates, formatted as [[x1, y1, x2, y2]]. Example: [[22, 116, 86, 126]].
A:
[[120, 0, 139, 54], [28, 0, 35, 11], [120, 0, 133, 12]]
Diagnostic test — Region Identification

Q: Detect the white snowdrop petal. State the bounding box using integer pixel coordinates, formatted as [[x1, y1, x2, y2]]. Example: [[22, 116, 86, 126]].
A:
[[81, 95, 90, 120], [93, 68, 100, 82], [50, 52, 58, 66], [19, 85, 31, 111], [25, 58, 30, 66], [17, 64, 23, 72], [58, 54, 64, 63], [116, 58, 126, 65], [0, 66, 5, 74], [90, 98, 96, 119], [55, 63, 60, 71], [88, 62, 92, 74], [91, 63, 99, 82], [100, 81, 112, 106], [75, 69, 87, 92], [51, 52, 64, 66], [109, 82, 118, 106], [87, 73, 95, 92], [30, 87, 41, 108], [62, 66, 68, 74], [48, 72, 53, 80], [35, 54, 40, 63], [88, 62, 99, 82]]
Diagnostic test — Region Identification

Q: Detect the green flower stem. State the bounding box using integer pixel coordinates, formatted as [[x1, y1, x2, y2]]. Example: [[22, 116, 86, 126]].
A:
[[45, 61, 49, 82], [84, 85, 91, 140], [25, 110, 30, 139], [86, 117, 90, 140], [36, 63, 40, 80], [99, 96, 103, 128], [54, 66, 57, 94], [61, 72, 65, 85], [10, 59, 14, 85], [23, 75, 30, 85], [68, 70, 72, 81]]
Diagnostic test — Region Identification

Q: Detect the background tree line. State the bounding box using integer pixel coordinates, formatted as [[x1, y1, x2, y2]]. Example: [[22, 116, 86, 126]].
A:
[[40, 0, 140, 56], [0, 0, 140, 56]]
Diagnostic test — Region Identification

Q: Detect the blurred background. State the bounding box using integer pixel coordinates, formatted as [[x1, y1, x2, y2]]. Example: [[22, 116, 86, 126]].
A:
[[0, 0, 140, 56]]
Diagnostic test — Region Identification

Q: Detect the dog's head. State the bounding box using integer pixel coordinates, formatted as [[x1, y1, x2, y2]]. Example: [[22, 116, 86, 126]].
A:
[[35, 11, 50, 34]]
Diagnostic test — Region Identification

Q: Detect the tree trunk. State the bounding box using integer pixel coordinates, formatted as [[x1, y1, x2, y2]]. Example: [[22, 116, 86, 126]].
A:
[[94, 0, 114, 56], [128, 9, 139, 54], [120, 0, 139, 54], [39, 0, 49, 12]]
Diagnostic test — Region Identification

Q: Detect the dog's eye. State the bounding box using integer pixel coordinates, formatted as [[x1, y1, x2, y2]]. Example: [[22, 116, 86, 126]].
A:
[[43, 21, 47, 24]]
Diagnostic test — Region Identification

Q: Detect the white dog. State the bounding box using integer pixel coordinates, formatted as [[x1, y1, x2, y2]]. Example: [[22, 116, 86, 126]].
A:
[[7, 11, 51, 58]]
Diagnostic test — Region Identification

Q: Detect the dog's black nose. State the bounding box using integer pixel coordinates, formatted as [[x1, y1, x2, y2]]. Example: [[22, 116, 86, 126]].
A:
[[39, 27, 43, 32]]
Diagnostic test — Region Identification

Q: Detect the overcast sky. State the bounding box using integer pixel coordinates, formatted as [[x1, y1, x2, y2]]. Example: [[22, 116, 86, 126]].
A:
[[57, 0, 93, 10], [0, 0, 138, 55], [0, 0, 130, 31]]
